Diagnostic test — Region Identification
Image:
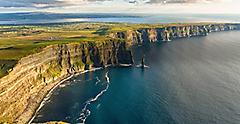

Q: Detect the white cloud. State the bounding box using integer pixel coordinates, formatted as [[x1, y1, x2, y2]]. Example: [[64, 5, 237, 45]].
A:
[[0, 0, 239, 13]]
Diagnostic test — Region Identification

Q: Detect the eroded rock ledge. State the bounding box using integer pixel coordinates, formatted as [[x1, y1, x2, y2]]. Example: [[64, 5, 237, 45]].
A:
[[111, 24, 240, 44], [0, 23, 239, 123], [0, 41, 133, 123]]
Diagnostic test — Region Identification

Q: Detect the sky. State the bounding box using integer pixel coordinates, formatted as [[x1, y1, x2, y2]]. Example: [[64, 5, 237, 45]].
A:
[[0, 0, 239, 13]]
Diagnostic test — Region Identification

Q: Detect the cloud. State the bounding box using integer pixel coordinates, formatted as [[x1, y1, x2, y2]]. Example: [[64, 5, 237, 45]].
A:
[[126, 0, 218, 4], [0, 0, 235, 14], [0, 0, 67, 8], [0, 0, 220, 9], [147, 0, 210, 4], [0, 0, 236, 14]]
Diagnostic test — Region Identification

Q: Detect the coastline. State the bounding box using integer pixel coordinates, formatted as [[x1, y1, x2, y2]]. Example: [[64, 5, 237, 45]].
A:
[[1, 23, 239, 123], [28, 67, 104, 124], [31, 30, 240, 124]]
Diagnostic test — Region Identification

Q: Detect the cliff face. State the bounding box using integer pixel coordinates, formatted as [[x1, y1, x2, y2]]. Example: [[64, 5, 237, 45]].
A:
[[112, 24, 240, 44], [0, 41, 133, 123], [0, 23, 239, 123]]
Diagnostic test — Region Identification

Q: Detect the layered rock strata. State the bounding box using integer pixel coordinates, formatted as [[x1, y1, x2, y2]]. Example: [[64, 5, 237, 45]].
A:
[[0, 41, 133, 123], [0, 23, 239, 123], [111, 24, 240, 44]]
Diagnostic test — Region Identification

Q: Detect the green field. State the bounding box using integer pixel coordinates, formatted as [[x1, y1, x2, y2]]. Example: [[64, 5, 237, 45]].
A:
[[0, 22, 217, 78], [0, 23, 115, 77]]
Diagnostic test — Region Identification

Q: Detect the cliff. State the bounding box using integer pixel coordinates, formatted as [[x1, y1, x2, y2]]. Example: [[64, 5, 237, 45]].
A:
[[0, 23, 239, 123], [0, 40, 133, 123], [111, 24, 240, 44]]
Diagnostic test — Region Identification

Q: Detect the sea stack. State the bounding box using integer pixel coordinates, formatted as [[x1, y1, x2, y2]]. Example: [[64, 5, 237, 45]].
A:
[[141, 56, 145, 69]]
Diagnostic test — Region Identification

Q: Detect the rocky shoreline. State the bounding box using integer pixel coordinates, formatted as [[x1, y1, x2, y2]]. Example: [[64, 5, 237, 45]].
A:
[[0, 40, 134, 123], [28, 67, 105, 124], [0, 23, 240, 123]]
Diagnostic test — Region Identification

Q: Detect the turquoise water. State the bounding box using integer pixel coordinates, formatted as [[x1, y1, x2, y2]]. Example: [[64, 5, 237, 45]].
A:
[[33, 31, 240, 124]]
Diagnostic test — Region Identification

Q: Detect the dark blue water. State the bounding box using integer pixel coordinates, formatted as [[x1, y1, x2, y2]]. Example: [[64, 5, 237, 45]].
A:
[[33, 31, 240, 124], [1, 13, 240, 25]]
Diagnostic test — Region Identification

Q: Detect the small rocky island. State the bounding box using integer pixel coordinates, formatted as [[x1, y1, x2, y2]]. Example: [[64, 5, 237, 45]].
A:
[[0, 22, 239, 123]]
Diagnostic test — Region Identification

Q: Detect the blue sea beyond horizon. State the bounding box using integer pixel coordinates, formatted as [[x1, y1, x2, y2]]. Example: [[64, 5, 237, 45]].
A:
[[0, 12, 240, 25]]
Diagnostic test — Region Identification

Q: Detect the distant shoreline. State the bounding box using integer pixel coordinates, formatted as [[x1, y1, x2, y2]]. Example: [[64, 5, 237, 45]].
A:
[[0, 21, 239, 27], [1, 12, 240, 25], [1, 22, 239, 123]]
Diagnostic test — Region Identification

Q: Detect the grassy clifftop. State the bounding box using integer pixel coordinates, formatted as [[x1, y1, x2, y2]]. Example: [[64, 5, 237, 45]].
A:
[[0, 22, 162, 77], [0, 22, 239, 123], [0, 23, 112, 77], [0, 22, 236, 78], [0, 22, 216, 59]]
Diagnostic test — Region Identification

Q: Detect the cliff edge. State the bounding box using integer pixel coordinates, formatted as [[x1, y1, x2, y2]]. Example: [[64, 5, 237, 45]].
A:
[[0, 23, 239, 123]]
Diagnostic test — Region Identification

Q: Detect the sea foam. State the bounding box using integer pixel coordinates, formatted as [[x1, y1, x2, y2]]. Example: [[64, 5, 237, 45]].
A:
[[78, 72, 110, 124]]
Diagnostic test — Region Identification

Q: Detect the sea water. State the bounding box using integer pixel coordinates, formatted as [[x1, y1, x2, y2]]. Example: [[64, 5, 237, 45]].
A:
[[33, 31, 240, 124], [1, 13, 240, 25]]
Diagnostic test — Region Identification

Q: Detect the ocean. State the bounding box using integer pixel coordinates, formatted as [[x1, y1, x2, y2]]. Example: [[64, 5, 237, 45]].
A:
[[33, 30, 240, 124], [1, 13, 240, 25]]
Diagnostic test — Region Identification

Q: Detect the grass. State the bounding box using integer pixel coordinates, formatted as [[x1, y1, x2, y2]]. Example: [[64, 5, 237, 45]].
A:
[[0, 22, 226, 78], [0, 23, 116, 77]]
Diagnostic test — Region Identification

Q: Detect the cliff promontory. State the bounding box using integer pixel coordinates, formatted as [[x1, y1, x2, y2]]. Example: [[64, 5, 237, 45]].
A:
[[111, 24, 240, 44], [0, 23, 239, 123], [0, 40, 133, 123]]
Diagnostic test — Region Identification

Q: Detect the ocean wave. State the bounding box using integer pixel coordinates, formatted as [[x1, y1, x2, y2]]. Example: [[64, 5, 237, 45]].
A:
[[78, 72, 110, 124], [135, 64, 150, 68], [95, 77, 101, 85], [29, 67, 104, 124], [96, 104, 101, 109], [28, 74, 74, 124]]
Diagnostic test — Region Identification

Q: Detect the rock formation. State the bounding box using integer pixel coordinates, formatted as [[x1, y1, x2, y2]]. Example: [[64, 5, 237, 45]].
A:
[[112, 24, 240, 43], [0, 23, 239, 123], [0, 40, 133, 123]]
